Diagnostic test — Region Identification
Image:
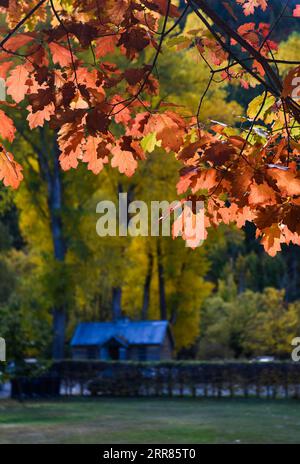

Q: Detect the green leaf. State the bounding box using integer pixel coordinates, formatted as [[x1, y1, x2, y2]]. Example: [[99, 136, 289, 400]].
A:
[[141, 132, 161, 153], [166, 36, 192, 49], [247, 94, 276, 120], [223, 127, 240, 137]]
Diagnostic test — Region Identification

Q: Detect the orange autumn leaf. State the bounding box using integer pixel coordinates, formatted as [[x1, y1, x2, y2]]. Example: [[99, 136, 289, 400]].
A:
[[282, 65, 300, 99], [111, 145, 138, 177], [268, 168, 300, 197], [95, 36, 117, 58], [192, 169, 218, 193], [27, 103, 55, 129], [0, 109, 16, 142], [49, 42, 73, 67], [236, 0, 268, 16], [144, 112, 185, 153], [6, 64, 29, 103], [82, 136, 109, 174], [260, 225, 282, 257], [248, 181, 276, 205], [0, 147, 23, 188]]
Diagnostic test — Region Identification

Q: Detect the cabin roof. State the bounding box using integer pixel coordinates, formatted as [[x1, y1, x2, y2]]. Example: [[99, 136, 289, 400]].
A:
[[71, 320, 173, 347]]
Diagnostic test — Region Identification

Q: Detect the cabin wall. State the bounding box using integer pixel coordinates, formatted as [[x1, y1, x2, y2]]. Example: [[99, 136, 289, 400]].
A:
[[72, 334, 173, 361], [128, 339, 173, 361], [127, 346, 159, 361], [160, 334, 173, 360], [72, 346, 98, 359]]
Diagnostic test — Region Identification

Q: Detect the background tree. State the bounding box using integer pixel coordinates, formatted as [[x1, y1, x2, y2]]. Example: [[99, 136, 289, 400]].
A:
[[199, 286, 299, 359]]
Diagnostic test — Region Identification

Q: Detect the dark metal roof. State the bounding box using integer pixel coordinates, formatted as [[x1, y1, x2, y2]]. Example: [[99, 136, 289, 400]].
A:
[[71, 320, 171, 347]]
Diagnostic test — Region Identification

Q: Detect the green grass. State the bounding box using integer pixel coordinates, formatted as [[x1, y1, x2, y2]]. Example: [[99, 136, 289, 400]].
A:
[[0, 398, 300, 443]]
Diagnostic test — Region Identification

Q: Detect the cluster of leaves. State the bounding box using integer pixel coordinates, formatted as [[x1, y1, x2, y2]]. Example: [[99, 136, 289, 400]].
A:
[[0, 0, 300, 255], [199, 286, 299, 359]]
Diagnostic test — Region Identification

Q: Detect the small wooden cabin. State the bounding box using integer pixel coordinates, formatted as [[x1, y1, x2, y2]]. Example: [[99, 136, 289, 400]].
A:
[[71, 319, 174, 361]]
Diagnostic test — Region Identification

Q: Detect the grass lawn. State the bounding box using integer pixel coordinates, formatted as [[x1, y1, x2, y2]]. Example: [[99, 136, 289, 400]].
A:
[[0, 398, 300, 444]]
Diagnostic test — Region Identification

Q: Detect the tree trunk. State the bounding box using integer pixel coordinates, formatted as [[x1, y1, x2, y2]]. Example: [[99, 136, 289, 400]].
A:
[[17, 125, 67, 359], [157, 240, 167, 320], [36, 129, 67, 359], [110, 182, 135, 322], [112, 287, 122, 320], [287, 245, 300, 301], [52, 309, 66, 359], [141, 251, 153, 320], [49, 138, 67, 359]]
